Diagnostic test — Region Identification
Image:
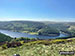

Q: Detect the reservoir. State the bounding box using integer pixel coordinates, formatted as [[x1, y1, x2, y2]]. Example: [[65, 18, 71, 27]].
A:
[[0, 30, 67, 39]]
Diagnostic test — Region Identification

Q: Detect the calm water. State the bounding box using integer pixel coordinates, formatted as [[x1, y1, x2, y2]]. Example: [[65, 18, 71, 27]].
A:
[[0, 30, 67, 39]]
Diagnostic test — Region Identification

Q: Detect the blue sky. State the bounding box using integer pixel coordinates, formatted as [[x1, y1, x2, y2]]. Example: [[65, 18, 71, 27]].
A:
[[0, 0, 75, 22]]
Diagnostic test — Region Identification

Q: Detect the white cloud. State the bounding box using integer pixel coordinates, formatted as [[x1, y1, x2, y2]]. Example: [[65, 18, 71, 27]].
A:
[[0, 18, 75, 22]]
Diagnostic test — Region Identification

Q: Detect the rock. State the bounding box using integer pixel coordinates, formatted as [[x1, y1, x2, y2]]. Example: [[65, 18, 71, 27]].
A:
[[13, 54, 20, 56]]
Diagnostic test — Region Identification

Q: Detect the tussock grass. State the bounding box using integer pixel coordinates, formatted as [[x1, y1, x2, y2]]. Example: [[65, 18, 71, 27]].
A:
[[0, 38, 75, 56]]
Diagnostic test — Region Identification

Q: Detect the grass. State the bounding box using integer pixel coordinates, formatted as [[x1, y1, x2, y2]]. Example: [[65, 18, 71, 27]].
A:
[[21, 31, 38, 35], [22, 31, 29, 33], [0, 38, 75, 56], [29, 32, 38, 35]]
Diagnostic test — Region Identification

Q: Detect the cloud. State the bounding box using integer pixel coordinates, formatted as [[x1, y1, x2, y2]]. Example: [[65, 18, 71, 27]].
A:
[[0, 18, 75, 22]]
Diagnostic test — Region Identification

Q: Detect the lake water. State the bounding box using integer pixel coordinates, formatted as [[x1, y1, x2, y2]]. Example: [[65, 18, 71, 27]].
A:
[[0, 30, 67, 39]]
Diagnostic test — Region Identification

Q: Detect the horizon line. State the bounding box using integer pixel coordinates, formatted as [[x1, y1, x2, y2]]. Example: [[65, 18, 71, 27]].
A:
[[0, 18, 75, 22], [0, 20, 75, 22]]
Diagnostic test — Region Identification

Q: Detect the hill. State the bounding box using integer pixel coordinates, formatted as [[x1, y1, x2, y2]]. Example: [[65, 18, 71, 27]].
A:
[[0, 21, 60, 36], [43, 21, 75, 36], [0, 38, 75, 56], [0, 33, 12, 42], [0, 21, 46, 32]]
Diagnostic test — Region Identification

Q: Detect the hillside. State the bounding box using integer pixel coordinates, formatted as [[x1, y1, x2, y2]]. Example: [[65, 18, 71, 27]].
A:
[[0, 38, 75, 56], [0, 21, 60, 36], [0, 33, 12, 42], [43, 22, 75, 36], [38, 27, 60, 36], [0, 21, 46, 32], [0, 21, 75, 36]]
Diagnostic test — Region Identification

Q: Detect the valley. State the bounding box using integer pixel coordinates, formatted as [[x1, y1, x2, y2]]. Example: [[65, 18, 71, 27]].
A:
[[0, 21, 75, 56]]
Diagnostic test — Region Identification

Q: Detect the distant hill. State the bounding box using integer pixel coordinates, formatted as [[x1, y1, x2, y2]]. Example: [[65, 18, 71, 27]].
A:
[[43, 21, 75, 36], [0, 21, 75, 36], [0, 21, 60, 36], [0, 21, 46, 32], [1, 21, 75, 36]]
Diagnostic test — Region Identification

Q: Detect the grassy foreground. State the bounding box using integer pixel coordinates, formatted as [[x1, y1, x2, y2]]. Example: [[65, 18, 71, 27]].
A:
[[0, 38, 75, 56]]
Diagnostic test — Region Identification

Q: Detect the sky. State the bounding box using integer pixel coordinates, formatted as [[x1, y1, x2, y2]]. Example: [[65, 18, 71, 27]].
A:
[[0, 0, 75, 22]]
